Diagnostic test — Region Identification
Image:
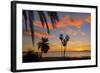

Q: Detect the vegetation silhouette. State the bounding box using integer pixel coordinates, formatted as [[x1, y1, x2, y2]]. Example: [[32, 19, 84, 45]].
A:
[[59, 34, 70, 58], [37, 37, 50, 58], [23, 11, 59, 45], [23, 50, 40, 62]]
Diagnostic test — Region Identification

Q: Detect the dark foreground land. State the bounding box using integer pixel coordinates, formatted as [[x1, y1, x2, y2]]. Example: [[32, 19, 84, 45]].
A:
[[23, 55, 91, 63], [23, 51, 91, 63], [41, 56, 91, 61]]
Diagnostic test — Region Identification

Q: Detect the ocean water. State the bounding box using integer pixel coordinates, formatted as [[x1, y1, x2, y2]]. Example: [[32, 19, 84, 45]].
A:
[[42, 51, 91, 58]]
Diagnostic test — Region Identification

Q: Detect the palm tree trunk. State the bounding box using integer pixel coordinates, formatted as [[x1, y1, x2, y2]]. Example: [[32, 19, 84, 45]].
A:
[[60, 41, 62, 57], [61, 44, 63, 57], [40, 51, 43, 59], [64, 47, 66, 58], [64, 42, 68, 58]]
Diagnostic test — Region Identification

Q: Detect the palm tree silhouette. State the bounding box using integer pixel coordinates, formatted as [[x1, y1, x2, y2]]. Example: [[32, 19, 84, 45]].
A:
[[59, 34, 64, 56], [37, 37, 50, 58], [23, 11, 59, 45], [59, 34, 70, 58]]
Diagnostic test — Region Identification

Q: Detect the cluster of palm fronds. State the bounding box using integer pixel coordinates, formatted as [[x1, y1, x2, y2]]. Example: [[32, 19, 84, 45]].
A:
[[23, 10, 59, 45]]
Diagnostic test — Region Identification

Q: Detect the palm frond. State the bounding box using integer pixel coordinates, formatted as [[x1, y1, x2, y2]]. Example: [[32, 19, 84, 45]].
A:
[[48, 12, 59, 28], [23, 10, 28, 31], [38, 11, 50, 34], [27, 11, 34, 46]]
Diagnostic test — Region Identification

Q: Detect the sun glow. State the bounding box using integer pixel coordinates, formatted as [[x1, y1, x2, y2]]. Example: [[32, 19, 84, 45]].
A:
[[75, 48, 85, 51]]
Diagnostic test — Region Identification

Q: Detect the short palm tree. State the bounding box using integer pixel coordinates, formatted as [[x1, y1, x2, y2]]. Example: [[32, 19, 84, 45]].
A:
[[37, 37, 50, 58]]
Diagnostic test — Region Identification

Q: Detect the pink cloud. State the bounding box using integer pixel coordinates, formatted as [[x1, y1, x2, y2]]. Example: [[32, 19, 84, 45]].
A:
[[60, 28, 85, 37], [33, 21, 54, 29], [56, 16, 83, 28], [84, 16, 91, 23], [23, 31, 55, 38]]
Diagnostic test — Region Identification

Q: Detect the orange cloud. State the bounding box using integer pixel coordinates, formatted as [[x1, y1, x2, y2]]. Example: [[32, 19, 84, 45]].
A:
[[32, 15, 91, 29], [23, 31, 55, 38], [56, 16, 83, 28], [33, 21, 54, 29], [67, 17, 83, 28], [55, 16, 70, 28], [84, 15, 91, 23]]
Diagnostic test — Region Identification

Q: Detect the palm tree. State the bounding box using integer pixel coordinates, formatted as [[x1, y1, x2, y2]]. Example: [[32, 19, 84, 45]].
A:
[[37, 37, 50, 58], [23, 10, 59, 46], [59, 34, 64, 56], [59, 34, 70, 58]]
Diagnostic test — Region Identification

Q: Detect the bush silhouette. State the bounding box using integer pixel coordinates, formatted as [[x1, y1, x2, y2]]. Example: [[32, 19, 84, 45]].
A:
[[23, 50, 40, 62]]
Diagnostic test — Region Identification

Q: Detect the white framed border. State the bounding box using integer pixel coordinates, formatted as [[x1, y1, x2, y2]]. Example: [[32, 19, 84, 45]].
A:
[[11, 1, 98, 72]]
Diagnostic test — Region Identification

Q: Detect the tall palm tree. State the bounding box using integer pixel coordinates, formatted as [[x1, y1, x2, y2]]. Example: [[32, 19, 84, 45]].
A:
[[23, 10, 59, 45], [59, 34, 70, 58], [37, 37, 50, 58], [59, 34, 64, 56]]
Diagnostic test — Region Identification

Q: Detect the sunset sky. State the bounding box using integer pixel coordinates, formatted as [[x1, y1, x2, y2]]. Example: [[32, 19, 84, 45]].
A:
[[22, 10, 91, 52]]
